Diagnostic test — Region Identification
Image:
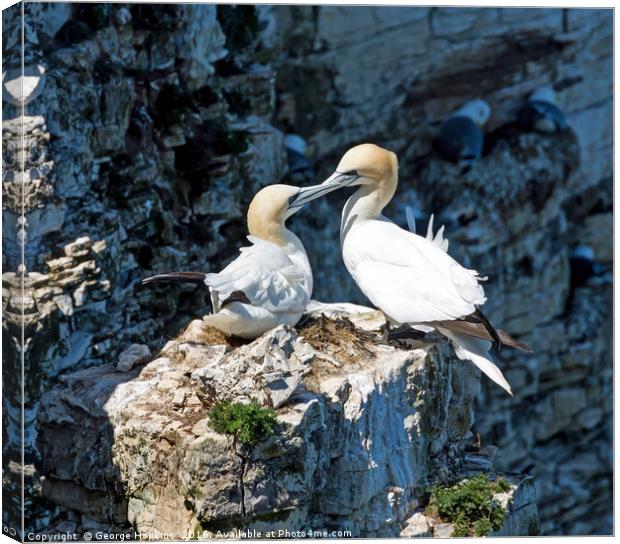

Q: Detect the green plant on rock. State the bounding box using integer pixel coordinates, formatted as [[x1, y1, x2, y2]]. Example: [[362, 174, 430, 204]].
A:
[[208, 400, 277, 446], [426, 474, 511, 537]]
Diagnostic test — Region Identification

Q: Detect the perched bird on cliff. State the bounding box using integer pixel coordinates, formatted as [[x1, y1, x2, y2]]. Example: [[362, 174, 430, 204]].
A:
[[569, 245, 598, 288], [517, 86, 567, 133], [284, 134, 316, 184], [317, 143, 532, 394], [438, 99, 491, 169], [142, 183, 333, 339], [2, 64, 46, 106]]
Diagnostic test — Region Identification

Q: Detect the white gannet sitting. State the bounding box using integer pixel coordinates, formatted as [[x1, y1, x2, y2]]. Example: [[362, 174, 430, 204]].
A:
[[438, 98, 491, 169], [517, 86, 567, 133], [142, 183, 333, 339], [318, 143, 532, 395], [2, 64, 46, 106], [284, 134, 315, 184]]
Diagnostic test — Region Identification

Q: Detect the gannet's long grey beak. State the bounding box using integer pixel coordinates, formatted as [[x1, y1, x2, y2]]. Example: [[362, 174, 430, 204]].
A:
[[285, 172, 363, 218], [319, 170, 362, 188], [286, 183, 343, 215]]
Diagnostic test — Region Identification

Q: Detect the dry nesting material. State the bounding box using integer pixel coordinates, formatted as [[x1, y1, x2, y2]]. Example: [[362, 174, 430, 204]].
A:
[[178, 320, 246, 348], [297, 315, 377, 362]]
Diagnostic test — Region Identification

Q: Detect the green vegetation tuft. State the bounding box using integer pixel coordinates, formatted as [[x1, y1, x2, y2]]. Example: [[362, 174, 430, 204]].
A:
[[425, 474, 511, 537], [188, 484, 204, 500], [208, 400, 277, 446]]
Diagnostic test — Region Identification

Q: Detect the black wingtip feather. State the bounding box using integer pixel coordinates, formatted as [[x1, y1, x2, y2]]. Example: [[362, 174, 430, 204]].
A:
[[497, 330, 533, 353], [141, 272, 207, 286], [474, 308, 503, 348], [427, 318, 532, 353]]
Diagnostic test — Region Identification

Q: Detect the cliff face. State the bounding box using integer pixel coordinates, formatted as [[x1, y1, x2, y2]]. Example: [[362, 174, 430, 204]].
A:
[[265, 7, 613, 535], [2, 4, 612, 537], [3, 4, 288, 533], [37, 309, 537, 538]]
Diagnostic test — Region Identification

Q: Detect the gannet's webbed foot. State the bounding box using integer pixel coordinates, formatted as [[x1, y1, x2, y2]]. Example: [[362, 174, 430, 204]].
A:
[[388, 325, 428, 343], [378, 321, 391, 343]]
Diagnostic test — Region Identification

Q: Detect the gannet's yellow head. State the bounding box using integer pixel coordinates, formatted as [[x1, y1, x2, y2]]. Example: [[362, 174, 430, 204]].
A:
[[318, 143, 399, 206], [247, 184, 296, 235], [334, 143, 398, 187], [247, 182, 341, 242]]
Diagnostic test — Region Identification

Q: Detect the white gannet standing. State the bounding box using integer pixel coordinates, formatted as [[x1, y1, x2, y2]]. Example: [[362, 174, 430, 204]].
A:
[[318, 143, 532, 394], [517, 86, 567, 133], [142, 183, 333, 339], [438, 98, 491, 170]]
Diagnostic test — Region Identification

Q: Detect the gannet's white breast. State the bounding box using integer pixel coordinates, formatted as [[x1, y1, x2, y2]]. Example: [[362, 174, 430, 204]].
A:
[[341, 217, 486, 325], [205, 235, 311, 315]]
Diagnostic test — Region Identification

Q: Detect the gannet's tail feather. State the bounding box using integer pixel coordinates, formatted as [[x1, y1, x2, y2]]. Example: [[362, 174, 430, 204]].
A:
[[141, 272, 207, 285], [496, 329, 532, 352], [438, 327, 513, 396]]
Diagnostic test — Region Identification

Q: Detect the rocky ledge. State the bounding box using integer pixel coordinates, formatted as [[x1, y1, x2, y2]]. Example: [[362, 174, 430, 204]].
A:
[[37, 305, 537, 538]]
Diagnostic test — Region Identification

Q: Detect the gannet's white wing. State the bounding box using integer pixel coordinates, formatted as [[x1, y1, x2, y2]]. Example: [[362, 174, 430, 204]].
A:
[[425, 214, 450, 252], [387, 214, 510, 393], [343, 219, 486, 324], [405, 211, 449, 252], [205, 236, 309, 314], [438, 327, 512, 395]]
